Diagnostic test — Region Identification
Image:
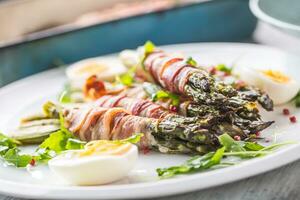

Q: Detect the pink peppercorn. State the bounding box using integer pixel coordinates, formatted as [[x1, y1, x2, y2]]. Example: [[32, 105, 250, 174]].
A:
[[282, 108, 290, 116], [29, 159, 35, 166], [170, 105, 178, 112], [289, 116, 297, 123], [234, 135, 241, 141]]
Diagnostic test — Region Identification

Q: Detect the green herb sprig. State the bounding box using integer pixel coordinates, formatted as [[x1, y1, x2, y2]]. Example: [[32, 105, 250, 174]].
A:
[[143, 82, 180, 106], [157, 133, 295, 178]]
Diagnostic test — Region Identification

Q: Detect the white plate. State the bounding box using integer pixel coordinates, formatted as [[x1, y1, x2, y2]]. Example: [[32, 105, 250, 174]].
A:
[[0, 43, 300, 199]]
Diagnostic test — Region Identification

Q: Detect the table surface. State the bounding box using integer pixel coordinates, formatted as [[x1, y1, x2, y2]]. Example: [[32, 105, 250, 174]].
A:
[[2, 23, 300, 200]]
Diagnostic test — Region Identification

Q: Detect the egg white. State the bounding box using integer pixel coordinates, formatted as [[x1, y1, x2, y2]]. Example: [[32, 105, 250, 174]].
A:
[[238, 67, 300, 105], [48, 145, 138, 186], [66, 57, 127, 89]]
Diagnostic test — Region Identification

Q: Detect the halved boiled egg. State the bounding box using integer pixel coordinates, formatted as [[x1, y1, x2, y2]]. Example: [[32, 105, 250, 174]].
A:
[[66, 57, 127, 89], [48, 140, 138, 185], [239, 68, 300, 105]]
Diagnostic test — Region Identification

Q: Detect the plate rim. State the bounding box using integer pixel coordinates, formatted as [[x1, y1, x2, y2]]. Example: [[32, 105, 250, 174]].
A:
[[0, 42, 300, 199], [250, 0, 300, 32]]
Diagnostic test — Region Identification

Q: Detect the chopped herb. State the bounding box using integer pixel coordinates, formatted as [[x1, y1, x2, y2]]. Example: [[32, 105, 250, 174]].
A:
[[215, 64, 232, 74], [186, 57, 197, 67]]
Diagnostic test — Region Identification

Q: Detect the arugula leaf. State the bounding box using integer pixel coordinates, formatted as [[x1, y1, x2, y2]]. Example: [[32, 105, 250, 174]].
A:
[[144, 41, 156, 54], [243, 142, 265, 151], [186, 57, 197, 67], [143, 83, 180, 106], [0, 133, 20, 150], [293, 90, 300, 107], [58, 83, 72, 103], [218, 133, 245, 152], [38, 113, 85, 160], [3, 148, 32, 167], [119, 133, 143, 144], [157, 134, 294, 178], [218, 133, 269, 158], [39, 131, 71, 153], [141, 41, 156, 71], [66, 138, 86, 150], [116, 66, 136, 86], [34, 148, 56, 163], [0, 134, 33, 167], [215, 64, 232, 74], [157, 147, 225, 178], [152, 90, 180, 106]]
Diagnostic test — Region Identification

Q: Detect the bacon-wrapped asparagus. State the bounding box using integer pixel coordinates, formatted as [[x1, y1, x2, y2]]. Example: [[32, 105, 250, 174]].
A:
[[44, 101, 231, 150], [84, 77, 273, 134], [61, 105, 218, 154], [84, 77, 224, 121], [119, 43, 274, 112]]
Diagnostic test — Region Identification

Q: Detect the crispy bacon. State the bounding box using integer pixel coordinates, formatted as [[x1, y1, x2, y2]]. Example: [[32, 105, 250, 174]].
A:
[[84, 75, 126, 100]]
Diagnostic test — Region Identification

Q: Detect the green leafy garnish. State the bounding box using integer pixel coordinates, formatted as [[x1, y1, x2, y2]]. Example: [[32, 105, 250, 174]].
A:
[[157, 147, 225, 178], [152, 90, 179, 106], [144, 41, 156, 54], [35, 111, 85, 162], [0, 133, 20, 150], [38, 112, 85, 155], [157, 133, 294, 178], [58, 83, 72, 103], [218, 133, 245, 152], [66, 138, 86, 150], [119, 133, 143, 144], [293, 90, 300, 107], [40, 131, 72, 153], [143, 83, 180, 106], [0, 133, 33, 167], [34, 148, 55, 163], [186, 57, 197, 67], [215, 64, 232, 74], [141, 41, 156, 70], [116, 66, 136, 86], [3, 148, 32, 167]]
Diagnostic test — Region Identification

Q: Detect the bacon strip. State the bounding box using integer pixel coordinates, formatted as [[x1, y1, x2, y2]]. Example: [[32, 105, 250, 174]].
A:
[[64, 106, 155, 147], [95, 95, 171, 119], [142, 51, 199, 94]]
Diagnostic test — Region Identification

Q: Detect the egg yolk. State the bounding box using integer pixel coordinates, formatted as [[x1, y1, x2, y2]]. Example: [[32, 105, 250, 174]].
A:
[[245, 102, 257, 111], [79, 141, 132, 157], [75, 63, 107, 75], [261, 70, 290, 83]]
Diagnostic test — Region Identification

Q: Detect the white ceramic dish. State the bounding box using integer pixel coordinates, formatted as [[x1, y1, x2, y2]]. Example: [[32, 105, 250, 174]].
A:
[[250, 0, 300, 37], [0, 43, 300, 199]]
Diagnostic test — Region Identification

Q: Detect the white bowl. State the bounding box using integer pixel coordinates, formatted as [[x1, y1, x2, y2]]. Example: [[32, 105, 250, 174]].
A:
[[250, 0, 300, 37]]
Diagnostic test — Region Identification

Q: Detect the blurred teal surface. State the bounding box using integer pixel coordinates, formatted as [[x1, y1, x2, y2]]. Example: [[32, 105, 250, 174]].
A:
[[0, 0, 257, 86]]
